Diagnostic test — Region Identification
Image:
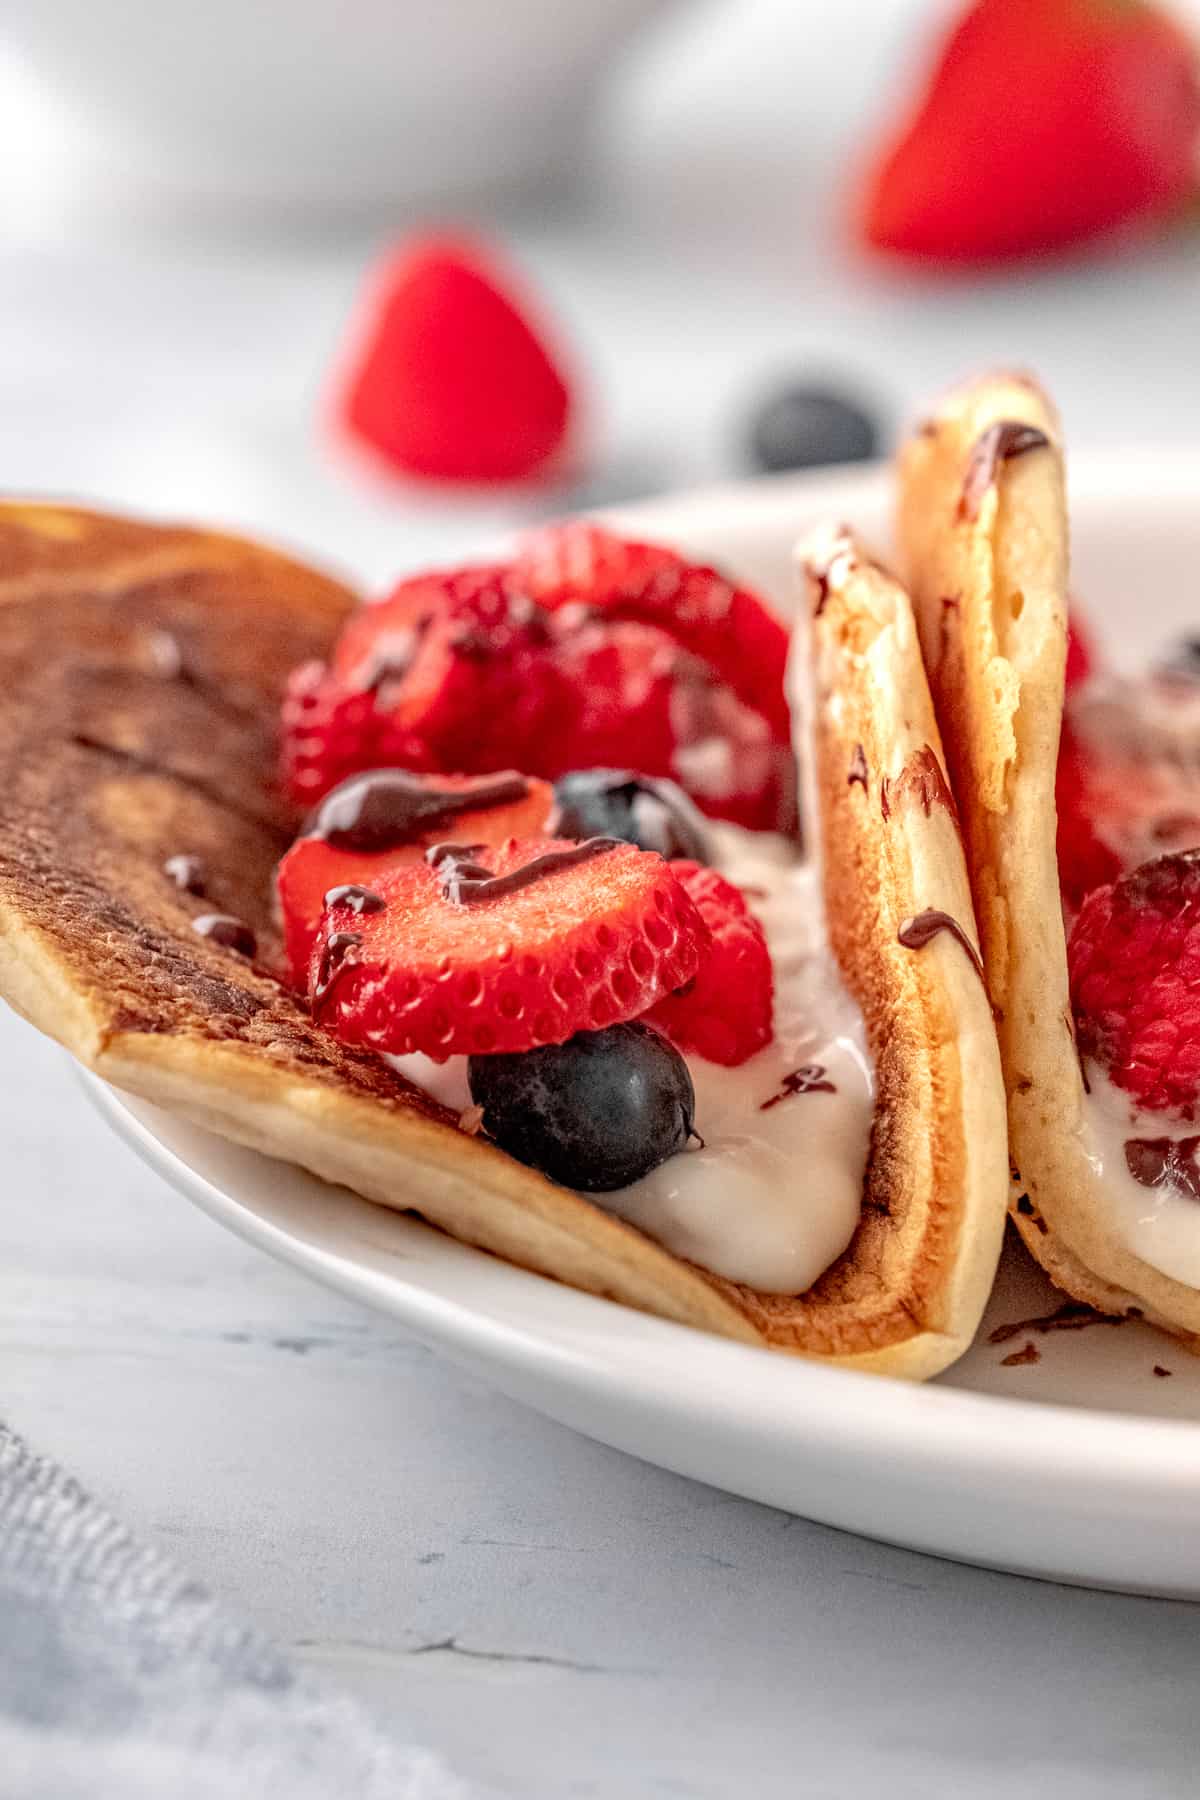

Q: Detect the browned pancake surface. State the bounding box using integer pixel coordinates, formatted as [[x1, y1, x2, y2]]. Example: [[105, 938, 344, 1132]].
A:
[[0, 503, 443, 1115]]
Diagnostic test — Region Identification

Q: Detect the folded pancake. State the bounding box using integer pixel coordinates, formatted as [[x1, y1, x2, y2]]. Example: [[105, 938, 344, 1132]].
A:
[[0, 501, 1006, 1374], [897, 372, 1200, 1344]]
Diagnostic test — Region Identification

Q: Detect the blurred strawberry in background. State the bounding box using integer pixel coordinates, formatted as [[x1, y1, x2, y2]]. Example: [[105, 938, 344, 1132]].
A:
[[859, 0, 1200, 264], [338, 233, 577, 483]]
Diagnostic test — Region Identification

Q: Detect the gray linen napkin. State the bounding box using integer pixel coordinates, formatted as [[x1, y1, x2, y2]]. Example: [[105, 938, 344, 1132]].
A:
[[0, 1421, 478, 1799]]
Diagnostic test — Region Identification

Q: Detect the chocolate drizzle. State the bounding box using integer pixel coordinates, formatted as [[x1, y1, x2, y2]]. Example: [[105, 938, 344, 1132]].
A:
[[163, 853, 206, 896], [881, 745, 959, 825], [307, 770, 529, 854], [988, 1301, 1124, 1345], [191, 913, 256, 957], [1125, 1136, 1200, 1203], [958, 420, 1050, 523], [897, 909, 986, 986], [759, 1065, 836, 1111], [142, 629, 258, 722], [323, 883, 385, 916], [847, 744, 868, 791], [431, 837, 622, 906], [314, 929, 363, 1006]]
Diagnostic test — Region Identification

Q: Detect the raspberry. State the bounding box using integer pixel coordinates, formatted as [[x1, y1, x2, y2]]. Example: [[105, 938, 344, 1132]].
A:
[[645, 861, 774, 1065], [311, 836, 709, 1060], [1069, 849, 1200, 1116], [276, 772, 554, 986], [513, 522, 791, 742], [337, 234, 573, 483]]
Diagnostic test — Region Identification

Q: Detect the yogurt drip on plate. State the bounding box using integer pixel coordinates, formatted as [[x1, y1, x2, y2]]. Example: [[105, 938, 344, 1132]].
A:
[[387, 823, 874, 1295], [1081, 1063, 1200, 1289]]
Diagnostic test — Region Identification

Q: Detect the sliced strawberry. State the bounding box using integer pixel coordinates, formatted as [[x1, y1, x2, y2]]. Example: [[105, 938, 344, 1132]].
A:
[[280, 659, 435, 809], [860, 0, 1200, 265], [311, 837, 708, 1060], [277, 772, 555, 986], [513, 523, 791, 742], [337, 234, 573, 482], [645, 862, 774, 1066]]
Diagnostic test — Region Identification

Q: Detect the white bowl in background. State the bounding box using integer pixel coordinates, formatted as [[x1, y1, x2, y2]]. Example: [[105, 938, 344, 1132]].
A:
[[1, 0, 668, 225]]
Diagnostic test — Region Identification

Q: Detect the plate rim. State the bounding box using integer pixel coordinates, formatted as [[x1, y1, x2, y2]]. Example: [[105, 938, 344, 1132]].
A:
[[80, 1068, 1200, 1498]]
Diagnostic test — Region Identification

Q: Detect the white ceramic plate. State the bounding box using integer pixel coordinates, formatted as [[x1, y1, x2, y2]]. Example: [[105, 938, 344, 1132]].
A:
[[81, 455, 1200, 1598]]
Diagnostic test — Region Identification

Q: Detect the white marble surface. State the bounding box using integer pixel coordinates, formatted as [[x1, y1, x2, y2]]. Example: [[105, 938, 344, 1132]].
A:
[[6, 3, 1200, 1785]]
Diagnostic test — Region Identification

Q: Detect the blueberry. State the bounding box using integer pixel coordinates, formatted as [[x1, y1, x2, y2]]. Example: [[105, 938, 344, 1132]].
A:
[[1157, 637, 1200, 682], [468, 1022, 695, 1192], [551, 770, 713, 863], [747, 382, 880, 474]]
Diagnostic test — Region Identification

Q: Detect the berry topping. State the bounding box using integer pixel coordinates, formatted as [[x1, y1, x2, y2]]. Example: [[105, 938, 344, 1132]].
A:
[[1069, 850, 1200, 1117], [337, 234, 573, 482], [280, 657, 434, 809], [282, 543, 793, 832], [645, 861, 774, 1066], [511, 522, 791, 743], [859, 0, 1200, 265], [310, 836, 708, 1060], [467, 1021, 696, 1193], [550, 769, 713, 863], [276, 770, 553, 986], [746, 382, 879, 474]]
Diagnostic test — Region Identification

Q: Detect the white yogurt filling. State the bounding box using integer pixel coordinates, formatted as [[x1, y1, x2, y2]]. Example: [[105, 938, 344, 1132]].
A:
[[387, 823, 874, 1295], [1080, 1062, 1200, 1289]]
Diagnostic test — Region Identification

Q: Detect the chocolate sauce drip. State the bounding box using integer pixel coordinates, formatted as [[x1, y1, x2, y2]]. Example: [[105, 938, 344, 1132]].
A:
[[192, 913, 256, 956], [163, 853, 206, 896], [1125, 1136, 1200, 1203], [897, 909, 986, 986], [143, 629, 258, 722], [424, 841, 485, 869], [323, 884, 385, 916], [307, 770, 529, 853], [434, 837, 622, 906], [759, 1065, 836, 1111], [847, 744, 868, 791], [313, 929, 363, 1005], [959, 420, 1050, 522], [988, 1302, 1123, 1346]]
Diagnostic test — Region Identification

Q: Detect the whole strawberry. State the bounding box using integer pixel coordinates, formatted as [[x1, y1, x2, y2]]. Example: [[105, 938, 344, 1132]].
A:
[[860, 0, 1200, 263], [337, 234, 574, 482], [1069, 849, 1200, 1116]]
